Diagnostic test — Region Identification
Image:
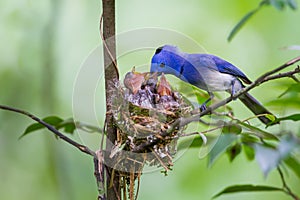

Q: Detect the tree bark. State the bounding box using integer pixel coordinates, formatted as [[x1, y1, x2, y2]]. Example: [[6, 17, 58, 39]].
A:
[[101, 0, 120, 199]]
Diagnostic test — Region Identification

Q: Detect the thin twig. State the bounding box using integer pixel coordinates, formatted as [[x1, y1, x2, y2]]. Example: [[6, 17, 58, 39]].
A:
[[101, 118, 107, 150], [277, 167, 300, 200], [291, 75, 300, 83], [255, 56, 300, 83], [259, 66, 300, 84], [132, 56, 300, 152], [122, 177, 127, 200], [95, 150, 106, 200], [0, 104, 96, 157], [135, 173, 141, 200], [152, 148, 169, 171], [169, 56, 300, 132], [0, 104, 107, 200], [179, 123, 224, 138], [129, 169, 134, 200], [242, 113, 272, 124]]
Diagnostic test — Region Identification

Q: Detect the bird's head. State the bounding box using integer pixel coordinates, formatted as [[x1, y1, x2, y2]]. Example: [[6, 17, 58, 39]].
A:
[[150, 45, 185, 77]]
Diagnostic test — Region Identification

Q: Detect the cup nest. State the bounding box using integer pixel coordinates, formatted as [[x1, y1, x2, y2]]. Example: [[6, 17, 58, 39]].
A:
[[110, 69, 193, 176]]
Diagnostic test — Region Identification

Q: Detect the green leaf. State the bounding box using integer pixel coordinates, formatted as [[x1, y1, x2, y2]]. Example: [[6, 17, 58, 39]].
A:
[[243, 144, 256, 161], [194, 90, 209, 105], [213, 184, 282, 199], [226, 143, 242, 162], [278, 134, 299, 158], [265, 114, 276, 122], [254, 144, 279, 177], [228, 2, 266, 42], [268, 98, 300, 109], [278, 83, 300, 98], [239, 121, 278, 141], [76, 122, 103, 133], [270, 0, 298, 10], [22, 123, 45, 137], [228, 10, 257, 42], [270, 0, 287, 10], [63, 123, 76, 133], [241, 132, 260, 143], [272, 113, 300, 124], [56, 118, 76, 134], [208, 134, 237, 167], [255, 134, 299, 176], [20, 116, 63, 139], [284, 156, 300, 179], [287, 0, 298, 9], [222, 123, 242, 135], [43, 116, 64, 125], [177, 134, 217, 151], [177, 136, 204, 151]]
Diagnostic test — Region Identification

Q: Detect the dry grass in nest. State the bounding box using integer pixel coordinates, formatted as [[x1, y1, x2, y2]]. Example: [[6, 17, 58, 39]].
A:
[[111, 69, 193, 176]]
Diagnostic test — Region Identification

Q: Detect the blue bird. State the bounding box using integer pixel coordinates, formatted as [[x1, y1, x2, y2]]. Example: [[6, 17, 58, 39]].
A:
[[150, 45, 274, 125]]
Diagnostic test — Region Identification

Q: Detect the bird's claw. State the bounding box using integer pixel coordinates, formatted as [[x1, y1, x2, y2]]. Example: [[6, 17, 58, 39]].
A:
[[200, 104, 207, 112]]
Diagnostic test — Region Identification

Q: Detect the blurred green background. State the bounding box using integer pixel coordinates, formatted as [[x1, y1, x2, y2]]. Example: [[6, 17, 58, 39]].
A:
[[0, 0, 299, 199]]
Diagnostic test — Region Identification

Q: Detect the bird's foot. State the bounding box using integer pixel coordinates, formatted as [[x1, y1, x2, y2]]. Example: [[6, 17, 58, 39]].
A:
[[199, 104, 207, 112], [230, 91, 238, 100]]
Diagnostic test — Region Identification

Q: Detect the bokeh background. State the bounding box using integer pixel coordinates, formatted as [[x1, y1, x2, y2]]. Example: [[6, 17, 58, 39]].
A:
[[0, 0, 299, 199]]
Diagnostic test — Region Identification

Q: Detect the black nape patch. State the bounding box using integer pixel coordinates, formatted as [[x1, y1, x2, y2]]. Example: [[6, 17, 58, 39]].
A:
[[155, 46, 163, 55]]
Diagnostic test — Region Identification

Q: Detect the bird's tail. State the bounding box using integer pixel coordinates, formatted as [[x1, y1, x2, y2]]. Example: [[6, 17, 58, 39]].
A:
[[238, 92, 274, 125]]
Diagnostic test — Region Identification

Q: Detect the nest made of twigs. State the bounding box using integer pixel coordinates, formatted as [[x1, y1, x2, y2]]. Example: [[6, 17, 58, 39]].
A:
[[111, 68, 193, 175]]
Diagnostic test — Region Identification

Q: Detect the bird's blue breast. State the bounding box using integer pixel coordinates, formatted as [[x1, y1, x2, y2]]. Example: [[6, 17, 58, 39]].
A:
[[178, 60, 208, 89]]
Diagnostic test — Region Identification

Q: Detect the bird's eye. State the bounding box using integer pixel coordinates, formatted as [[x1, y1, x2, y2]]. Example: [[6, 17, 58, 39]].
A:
[[155, 47, 163, 55], [160, 63, 165, 68]]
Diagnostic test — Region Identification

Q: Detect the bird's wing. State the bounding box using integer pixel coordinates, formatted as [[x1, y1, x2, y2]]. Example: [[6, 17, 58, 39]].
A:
[[189, 54, 252, 84], [210, 55, 252, 84]]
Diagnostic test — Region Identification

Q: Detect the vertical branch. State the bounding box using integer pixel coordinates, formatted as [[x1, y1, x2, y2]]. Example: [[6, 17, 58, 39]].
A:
[[101, 0, 120, 200]]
